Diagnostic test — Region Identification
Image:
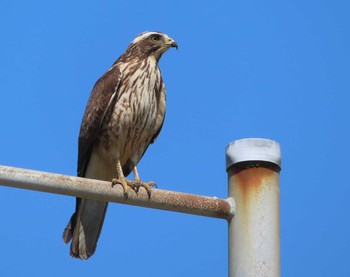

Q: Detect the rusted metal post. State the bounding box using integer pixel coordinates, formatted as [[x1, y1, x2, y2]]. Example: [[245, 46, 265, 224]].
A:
[[226, 138, 281, 277], [0, 165, 233, 219]]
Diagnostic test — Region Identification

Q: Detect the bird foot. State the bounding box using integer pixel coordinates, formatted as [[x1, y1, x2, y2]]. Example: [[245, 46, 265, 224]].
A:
[[112, 177, 156, 199], [112, 177, 134, 199], [135, 180, 157, 199]]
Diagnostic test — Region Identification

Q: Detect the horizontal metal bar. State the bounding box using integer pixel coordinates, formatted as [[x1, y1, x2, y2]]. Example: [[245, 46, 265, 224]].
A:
[[0, 165, 234, 220]]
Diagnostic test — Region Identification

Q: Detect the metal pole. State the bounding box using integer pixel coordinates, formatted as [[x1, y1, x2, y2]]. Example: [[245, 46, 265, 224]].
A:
[[0, 165, 233, 220], [226, 138, 281, 277]]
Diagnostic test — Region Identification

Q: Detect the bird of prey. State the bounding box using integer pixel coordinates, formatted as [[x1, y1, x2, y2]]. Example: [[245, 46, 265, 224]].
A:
[[62, 31, 177, 259]]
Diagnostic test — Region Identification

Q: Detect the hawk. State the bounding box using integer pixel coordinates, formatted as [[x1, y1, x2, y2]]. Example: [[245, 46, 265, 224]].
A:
[[62, 31, 177, 259]]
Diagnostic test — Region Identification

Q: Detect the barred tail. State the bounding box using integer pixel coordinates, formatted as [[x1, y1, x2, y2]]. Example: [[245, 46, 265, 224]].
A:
[[63, 199, 108, 260]]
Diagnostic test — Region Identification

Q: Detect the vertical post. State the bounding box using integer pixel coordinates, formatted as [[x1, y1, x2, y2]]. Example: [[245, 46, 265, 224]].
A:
[[226, 138, 281, 277]]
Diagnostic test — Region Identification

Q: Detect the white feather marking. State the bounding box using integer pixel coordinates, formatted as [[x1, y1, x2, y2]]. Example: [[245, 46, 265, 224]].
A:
[[131, 31, 162, 44], [78, 224, 88, 259]]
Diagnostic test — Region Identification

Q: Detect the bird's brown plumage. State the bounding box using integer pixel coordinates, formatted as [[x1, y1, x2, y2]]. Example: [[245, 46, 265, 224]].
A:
[[63, 31, 177, 259]]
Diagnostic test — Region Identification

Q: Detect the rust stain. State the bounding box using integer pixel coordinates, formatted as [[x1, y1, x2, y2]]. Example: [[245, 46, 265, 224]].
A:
[[233, 167, 275, 194], [230, 167, 277, 219], [158, 191, 232, 219]]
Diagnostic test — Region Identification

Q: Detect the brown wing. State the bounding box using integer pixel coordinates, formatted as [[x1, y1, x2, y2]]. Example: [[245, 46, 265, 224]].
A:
[[77, 65, 122, 177]]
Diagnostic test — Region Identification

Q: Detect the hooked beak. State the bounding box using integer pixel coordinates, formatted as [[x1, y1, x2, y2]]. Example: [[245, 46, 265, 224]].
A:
[[166, 38, 178, 50]]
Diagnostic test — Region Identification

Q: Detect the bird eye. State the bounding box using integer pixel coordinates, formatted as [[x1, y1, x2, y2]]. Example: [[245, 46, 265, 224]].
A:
[[151, 36, 160, 42]]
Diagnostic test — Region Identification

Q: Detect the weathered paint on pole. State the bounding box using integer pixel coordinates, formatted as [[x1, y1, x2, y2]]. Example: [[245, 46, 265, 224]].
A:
[[0, 165, 233, 220], [226, 138, 281, 277]]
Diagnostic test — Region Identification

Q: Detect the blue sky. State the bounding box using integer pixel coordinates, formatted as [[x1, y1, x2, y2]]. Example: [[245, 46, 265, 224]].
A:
[[0, 1, 349, 276]]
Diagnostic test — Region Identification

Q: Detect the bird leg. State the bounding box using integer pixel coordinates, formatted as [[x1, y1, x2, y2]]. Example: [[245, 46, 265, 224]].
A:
[[132, 166, 157, 198], [111, 162, 156, 199], [111, 161, 135, 199]]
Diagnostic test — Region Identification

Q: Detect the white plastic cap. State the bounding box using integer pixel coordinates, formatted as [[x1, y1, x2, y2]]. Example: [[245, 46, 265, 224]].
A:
[[226, 138, 281, 169]]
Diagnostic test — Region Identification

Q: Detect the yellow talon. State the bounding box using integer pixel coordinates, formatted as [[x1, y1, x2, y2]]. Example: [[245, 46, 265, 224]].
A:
[[112, 177, 132, 199], [112, 177, 156, 199]]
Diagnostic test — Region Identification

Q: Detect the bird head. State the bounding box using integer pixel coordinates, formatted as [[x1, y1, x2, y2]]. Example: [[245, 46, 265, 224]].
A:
[[126, 31, 178, 61]]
